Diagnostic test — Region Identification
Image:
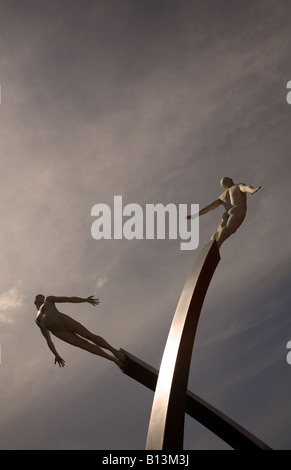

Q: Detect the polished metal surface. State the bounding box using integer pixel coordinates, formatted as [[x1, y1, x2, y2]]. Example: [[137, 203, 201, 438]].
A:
[[122, 349, 271, 450], [145, 240, 220, 449], [121, 239, 272, 450]]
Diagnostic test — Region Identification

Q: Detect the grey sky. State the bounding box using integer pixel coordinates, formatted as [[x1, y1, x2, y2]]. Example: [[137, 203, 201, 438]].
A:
[[0, 0, 290, 450]]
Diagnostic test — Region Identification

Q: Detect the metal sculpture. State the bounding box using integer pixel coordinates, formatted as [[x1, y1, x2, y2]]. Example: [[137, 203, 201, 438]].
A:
[[122, 239, 271, 450], [145, 239, 220, 449], [122, 350, 271, 450]]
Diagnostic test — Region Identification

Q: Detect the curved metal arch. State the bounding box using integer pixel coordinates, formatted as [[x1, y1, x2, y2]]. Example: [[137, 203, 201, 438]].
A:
[[145, 240, 220, 449], [122, 350, 271, 450], [121, 239, 272, 450]]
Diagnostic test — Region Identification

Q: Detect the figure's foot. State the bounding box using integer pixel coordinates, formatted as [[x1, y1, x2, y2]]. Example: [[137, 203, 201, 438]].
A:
[[117, 349, 126, 362], [118, 360, 126, 370], [116, 349, 127, 370]]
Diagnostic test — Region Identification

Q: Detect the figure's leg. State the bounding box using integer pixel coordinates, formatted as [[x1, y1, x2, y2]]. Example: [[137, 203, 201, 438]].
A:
[[54, 330, 123, 366], [58, 314, 126, 365], [215, 212, 245, 247], [212, 212, 228, 241]]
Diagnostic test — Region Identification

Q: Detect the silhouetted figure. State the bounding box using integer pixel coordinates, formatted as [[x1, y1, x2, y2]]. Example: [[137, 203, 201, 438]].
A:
[[188, 177, 261, 247], [34, 295, 126, 368]]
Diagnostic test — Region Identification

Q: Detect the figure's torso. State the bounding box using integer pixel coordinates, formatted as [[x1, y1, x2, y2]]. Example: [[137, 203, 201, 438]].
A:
[[219, 184, 247, 213], [35, 300, 64, 331]]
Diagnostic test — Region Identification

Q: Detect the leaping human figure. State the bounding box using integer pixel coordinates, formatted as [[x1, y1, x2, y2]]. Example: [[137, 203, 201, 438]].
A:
[[34, 295, 126, 368], [187, 177, 261, 248]]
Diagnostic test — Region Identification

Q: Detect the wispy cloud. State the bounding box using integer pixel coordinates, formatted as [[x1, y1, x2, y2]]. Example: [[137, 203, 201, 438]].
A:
[[0, 282, 24, 324], [96, 276, 108, 289]]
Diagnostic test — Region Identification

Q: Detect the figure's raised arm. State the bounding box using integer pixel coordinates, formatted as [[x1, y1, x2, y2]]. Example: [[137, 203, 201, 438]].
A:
[[239, 184, 261, 194], [45, 296, 99, 306]]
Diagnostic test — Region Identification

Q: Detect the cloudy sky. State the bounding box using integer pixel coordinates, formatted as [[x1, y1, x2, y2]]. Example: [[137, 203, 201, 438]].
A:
[[0, 0, 290, 450]]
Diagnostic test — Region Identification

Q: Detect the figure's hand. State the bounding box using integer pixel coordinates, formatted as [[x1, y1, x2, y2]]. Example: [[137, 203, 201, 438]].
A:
[[87, 295, 100, 306], [55, 355, 65, 367], [251, 186, 261, 194]]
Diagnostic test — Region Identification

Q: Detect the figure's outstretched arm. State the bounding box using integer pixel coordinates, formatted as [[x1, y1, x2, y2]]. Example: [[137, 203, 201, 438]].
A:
[[187, 199, 222, 219], [40, 326, 65, 367], [239, 184, 261, 194], [199, 198, 223, 215], [45, 295, 99, 306]]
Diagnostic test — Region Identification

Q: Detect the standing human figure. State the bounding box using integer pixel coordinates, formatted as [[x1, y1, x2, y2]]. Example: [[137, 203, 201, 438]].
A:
[[188, 177, 261, 247], [34, 294, 126, 368]]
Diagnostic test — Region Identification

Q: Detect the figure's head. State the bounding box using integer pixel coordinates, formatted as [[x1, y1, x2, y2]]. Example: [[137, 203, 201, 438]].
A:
[[34, 294, 45, 308], [220, 177, 234, 189]]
